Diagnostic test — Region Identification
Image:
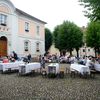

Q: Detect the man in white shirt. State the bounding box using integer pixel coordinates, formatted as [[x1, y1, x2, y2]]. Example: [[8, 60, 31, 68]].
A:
[[86, 57, 95, 70]]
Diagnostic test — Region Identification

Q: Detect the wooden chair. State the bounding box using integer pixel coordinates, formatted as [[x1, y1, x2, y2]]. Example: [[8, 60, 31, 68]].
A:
[[41, 69, 47, 77], [90, 69, 96, 78], [66, 67, 70, 74], [59, 70, 64, 78], [59, 67, 65, 78], [70, 69, 76, 78]]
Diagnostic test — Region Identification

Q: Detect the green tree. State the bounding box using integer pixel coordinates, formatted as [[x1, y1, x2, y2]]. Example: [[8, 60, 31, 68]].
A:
[[74, 27, 83, 57], [45, 28, 53, 53], [86, 21, 100, 56], [79, 0, 100, 21], [53, 21, 83, 56], [53, 25, 61, 50]]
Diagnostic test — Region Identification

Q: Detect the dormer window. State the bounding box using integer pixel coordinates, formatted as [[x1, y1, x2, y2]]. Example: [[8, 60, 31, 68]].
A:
[[0, 14, 7, 26], [25, 22, 29, 32]]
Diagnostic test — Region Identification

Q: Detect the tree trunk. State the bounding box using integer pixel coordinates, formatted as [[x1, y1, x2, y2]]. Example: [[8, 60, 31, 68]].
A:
[[76, 49, 79, 58], [59, 50, 62, 56], [70, 50, 72, 56], [98, 48, 100, 54], [94, 48, 97, 57]]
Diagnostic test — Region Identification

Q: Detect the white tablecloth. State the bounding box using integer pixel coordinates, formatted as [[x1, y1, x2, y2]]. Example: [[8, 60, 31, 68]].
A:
[[70, 63, 90, 75], [0, 61, 24, 72], [94, 64, 100, 71], [0, 61, 3, 63], [48, 63, 59, 74], [19, 62, 41, 74]]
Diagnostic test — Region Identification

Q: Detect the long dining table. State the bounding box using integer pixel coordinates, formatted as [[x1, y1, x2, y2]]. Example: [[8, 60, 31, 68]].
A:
[[0, 61, 24, 72], [70, 63, 90, 75], [94, 63, 100, 71], [19, 62, 41, 75]]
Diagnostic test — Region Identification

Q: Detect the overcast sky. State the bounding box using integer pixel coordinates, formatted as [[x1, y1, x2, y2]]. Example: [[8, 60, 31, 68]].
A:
[[10, 0, 89, 31]]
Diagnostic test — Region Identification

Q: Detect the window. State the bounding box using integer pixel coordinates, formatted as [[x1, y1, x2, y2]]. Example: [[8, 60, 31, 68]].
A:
[[25, 22, 29, 32], [0, 14, 7, 26], [36, 43, 40, 52], [36, 26, 40, 35], [24, 41, 29, 51]]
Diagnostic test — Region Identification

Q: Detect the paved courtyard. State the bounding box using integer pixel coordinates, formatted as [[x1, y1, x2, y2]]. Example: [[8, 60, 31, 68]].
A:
[[0, 64, 100, 100]]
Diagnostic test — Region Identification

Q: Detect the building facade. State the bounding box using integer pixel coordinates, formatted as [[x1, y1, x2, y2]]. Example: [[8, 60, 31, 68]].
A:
[[49, 44, 95, 57], [0, 0, 46, 57]]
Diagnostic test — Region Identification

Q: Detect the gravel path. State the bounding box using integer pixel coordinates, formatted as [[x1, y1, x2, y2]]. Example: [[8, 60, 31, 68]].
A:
[[0, 64, 100, 100]]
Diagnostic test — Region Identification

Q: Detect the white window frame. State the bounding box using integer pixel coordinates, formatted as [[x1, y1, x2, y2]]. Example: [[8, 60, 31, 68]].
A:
[[0, 14, 7, 26], [25, 22, 29, 32], [36, 42, 40, 52], [24, 41, 29, 51]]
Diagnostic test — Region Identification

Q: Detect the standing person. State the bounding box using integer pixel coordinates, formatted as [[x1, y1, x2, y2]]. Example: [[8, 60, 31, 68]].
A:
[[38, 55, 42, 73], [86, 57, 95, 70], [12, 51, 18, 60], [39, 55, 42, 63], [27, 54, 31, 63], [41, 56, 45, 68]]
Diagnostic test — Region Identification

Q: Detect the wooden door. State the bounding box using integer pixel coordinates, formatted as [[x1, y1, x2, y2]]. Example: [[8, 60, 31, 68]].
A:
[[0, 37, 7, 57]]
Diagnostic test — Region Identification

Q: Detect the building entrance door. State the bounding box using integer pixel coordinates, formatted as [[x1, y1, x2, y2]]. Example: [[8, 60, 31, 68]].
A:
[[0, 36, 7, 57]]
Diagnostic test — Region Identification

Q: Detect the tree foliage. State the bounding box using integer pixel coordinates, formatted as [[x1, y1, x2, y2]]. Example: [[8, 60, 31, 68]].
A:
[[79, 0, 100, 21], [86, 21, 100, 55], [53, 21, 83, 56], [45, 28, 53, 52], [53, 25, 61, 50]]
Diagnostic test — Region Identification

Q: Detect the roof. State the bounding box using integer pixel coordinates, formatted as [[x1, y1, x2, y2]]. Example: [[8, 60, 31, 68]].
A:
[[16, 8, 47, 24]]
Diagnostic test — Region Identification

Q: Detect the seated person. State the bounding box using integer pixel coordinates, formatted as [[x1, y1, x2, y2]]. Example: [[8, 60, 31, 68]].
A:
[[10, 57, 15, 62], [86, 57, 95, 70], [3, 57, 9, 63]]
